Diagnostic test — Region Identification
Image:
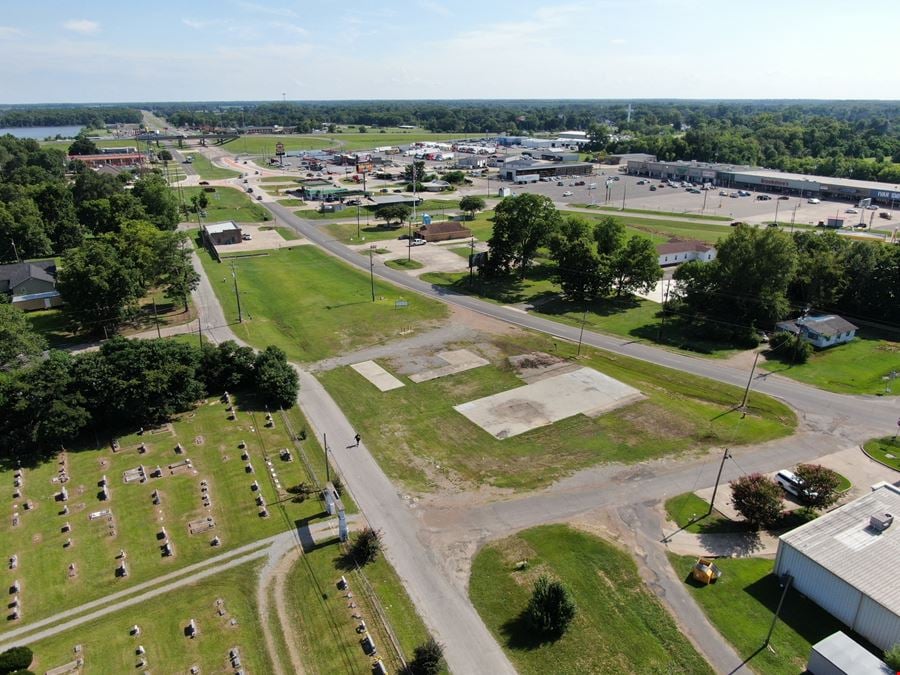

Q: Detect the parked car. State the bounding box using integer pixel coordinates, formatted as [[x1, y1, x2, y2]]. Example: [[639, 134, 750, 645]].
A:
[[808, 198, 821, 204], [557, 181, 564, 186], [199, 181, 210, 186], [879, 211, 891, 219], [778, 195, 790, 200], [408, 238, 426, 247], [845, 208, 858, 214], [649, 186, 657, 191], [776, 469, 816, 500], [242, 233, 252, 241], [866, 204, 879, 210], [256, 195, 262, 201], [562, 191, 573, 197], [756, 195, 771, 201], [719, 190, 728, 196], [575, 180, 586, 186]]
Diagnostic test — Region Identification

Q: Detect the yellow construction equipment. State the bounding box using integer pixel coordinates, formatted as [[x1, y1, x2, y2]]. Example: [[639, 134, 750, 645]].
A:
[[692, 557, 722, 585]]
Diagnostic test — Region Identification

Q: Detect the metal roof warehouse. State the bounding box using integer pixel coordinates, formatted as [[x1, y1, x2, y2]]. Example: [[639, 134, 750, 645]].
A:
[[774, 483, 900, 651], [626, 159, 900, 204]]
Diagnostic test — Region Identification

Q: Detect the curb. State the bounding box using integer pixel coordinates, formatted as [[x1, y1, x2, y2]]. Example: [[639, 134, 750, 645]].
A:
[[860, 443, 900, 474]]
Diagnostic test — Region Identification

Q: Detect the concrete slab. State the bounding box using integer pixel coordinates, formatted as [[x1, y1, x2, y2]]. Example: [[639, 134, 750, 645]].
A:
[[454, 367, 643, 439], [350, 361, 405, 392], [409, 349, 489, 383]]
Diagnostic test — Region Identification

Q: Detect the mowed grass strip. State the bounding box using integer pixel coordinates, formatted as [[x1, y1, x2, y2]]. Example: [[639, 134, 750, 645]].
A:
[[0, 397, 341, 624], [761, 330, 900, 395], [184, 152, 240, 180], [318, 332, 795, 492], [667, 554, 855, 675], [197, 244, 447, 362], [571, 204, 732, 221], [28, 561, 273, 675], [864, 436, 900, 471], [470, 525, 712, 675], [229, 135, 335, 155], [180, 186, 270, 223], [282, 539, 437, 674]]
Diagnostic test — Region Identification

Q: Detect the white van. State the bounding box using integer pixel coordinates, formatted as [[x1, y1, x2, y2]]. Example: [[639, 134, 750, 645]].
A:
[[775, 470, 813, 499]]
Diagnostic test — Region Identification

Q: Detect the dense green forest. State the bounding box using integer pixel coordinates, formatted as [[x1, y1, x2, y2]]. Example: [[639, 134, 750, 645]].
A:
[[0, 106, 142, 128], [152, 99, 900, 181]]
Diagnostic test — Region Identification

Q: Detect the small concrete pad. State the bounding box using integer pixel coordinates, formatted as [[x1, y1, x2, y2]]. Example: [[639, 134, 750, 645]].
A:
[[409, 349, 489, 383], [350, 361, 405, 392], [454, 367, 643, 439]]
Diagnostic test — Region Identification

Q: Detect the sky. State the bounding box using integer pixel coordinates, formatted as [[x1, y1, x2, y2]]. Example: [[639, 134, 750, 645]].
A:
[[1, 0, 898, 104]]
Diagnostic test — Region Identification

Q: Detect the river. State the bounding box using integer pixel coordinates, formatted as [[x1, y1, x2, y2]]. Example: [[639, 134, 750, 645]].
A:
[[0, 125, 83, 140]]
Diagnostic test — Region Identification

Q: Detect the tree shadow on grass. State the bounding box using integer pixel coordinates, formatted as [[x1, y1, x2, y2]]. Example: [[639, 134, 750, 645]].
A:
[[499, 610, 565, 651]]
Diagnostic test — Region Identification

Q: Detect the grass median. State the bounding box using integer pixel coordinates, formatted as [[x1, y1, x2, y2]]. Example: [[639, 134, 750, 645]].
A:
[[470, 525, 712, 674], [181, 186, 270, 223]]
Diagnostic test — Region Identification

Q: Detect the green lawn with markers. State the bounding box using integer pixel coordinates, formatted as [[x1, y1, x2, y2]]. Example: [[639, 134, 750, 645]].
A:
[[180, 186, 270, 223], [183, 152, 240, 180], [0, 397, 340, 625], [470, 525, 712, 674]]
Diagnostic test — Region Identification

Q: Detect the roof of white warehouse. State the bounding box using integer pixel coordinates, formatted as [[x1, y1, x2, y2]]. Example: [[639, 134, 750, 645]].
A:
[[204, 221, 241, 235], [778, 484, 900, 615]]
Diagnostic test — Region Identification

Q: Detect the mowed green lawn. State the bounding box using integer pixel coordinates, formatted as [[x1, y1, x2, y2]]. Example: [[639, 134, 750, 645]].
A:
[[180, 186, 270, 223], [470, 525, 712, 675], [183, 152, 240, 180], [761, 330, 900, 395], [864, 436, 900, 470], [229, 135, 335, 155], [572, 204, 732, 221], [318, 332, 795, 492], [281, 538, 437, 674], [0, 397, 342, 624], [324, 129, 467, 152], [198, 244, 447, 362], [29, 561, 273, 675], [668, 554, 855, 675]]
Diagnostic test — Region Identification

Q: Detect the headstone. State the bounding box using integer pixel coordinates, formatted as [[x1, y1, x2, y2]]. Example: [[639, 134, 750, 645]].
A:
[[131, 624, 141, 636], [211, 536, 221, 547]]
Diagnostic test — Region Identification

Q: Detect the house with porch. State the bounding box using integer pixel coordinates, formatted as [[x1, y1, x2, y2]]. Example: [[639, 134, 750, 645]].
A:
[[0, 261, 62, 310], [775, 314, 858, 348]]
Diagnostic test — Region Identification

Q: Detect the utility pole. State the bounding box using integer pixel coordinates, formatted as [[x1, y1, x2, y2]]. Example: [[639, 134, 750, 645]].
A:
[[369, 244, 376, 302], [468, 236, 475, 287], [702, 189, 708, 214], [411, 162, 417, 226], [707, 448, 732, 517], [231, 259, 243, 323], [740, 351, 762, 410], [197, 317, 203, 348], [408, 216, 412, 262], [764, 574, 793, 648], [356, 203, 360, 241], [152, 299, 162, 338], [621, 181, 627, 210], [656, 279, 671, 342], [576, 303, 588, 356], [773, 197, 780, 226], [790, 203, 798, 233], [324, 432, 330, 483], [10, 238, 20, 263]]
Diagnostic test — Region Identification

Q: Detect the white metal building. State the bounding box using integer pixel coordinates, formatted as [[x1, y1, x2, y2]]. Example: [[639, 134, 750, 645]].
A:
[[774, 483, 900, 651]]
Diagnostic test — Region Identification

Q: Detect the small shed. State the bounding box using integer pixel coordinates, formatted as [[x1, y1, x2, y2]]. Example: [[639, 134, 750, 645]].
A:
[[807, 631, 892, 675], [775, 314, 858, 349], [656, 240, 717, 266], [417, 220, 472, 243], [202, 221, 243, 246]]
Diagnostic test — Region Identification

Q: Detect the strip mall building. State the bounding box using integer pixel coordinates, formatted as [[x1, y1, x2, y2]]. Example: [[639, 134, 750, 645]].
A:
[[626, 159, 900, 205]]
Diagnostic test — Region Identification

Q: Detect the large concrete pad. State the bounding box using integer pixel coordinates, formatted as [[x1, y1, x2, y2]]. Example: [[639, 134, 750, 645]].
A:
[[409, 349, 489, 383], [350, 360, 405, 392], [454, 367, 643, 439]]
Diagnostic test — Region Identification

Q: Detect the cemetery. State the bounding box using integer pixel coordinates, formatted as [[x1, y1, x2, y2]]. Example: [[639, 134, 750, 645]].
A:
[[0, 395, 341, 625]]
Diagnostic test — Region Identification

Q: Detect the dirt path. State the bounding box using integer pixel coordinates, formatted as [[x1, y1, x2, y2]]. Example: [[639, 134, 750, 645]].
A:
[[273, 547, 306, 675], [256, 562, 286, 675]]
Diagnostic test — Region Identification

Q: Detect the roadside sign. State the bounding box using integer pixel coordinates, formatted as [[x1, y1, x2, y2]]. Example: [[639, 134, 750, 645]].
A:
[[395, 299, 409, 309], [275, 142, 285, 156]]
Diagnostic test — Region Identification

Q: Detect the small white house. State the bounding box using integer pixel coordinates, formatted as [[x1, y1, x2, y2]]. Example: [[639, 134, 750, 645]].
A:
[[775, 315, 858, 348], [655, 240, 717, 267], [774, 483, 900, 652]]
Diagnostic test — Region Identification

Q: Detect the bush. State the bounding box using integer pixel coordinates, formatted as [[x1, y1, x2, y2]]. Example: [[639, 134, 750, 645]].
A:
[[885, 643, 900, 670], [768, 330, 813, 364], [402, 638, 445, 675], [525, 574, 577, 637], [348, 527, 382, 566], [0, 646, 33, 673], [730, 473, 782, 529], [254, 346, 299, 408]]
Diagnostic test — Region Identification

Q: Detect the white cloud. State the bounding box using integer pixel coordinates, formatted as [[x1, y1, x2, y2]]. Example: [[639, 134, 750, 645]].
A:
[[234, 1, 299, 18], [182, 18, 209, 29], [62, 19, 100, 34], [610, 38, 627, 45], [0, 26, 23, 39], [418, 0, 450, 16], [269, 21, 308, 36]]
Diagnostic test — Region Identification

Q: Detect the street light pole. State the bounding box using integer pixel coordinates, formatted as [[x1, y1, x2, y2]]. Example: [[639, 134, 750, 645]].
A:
[[707, 447, 732, 518], [369, 244, 376, 302], [356, 203, 360, 241], [231, 259, 243, 323]]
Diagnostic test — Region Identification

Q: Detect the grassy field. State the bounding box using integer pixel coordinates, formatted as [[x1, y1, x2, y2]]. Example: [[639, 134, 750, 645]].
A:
[[277, 198, 305, 206], [228, 135, 334, 156], [29, 561, 274, 675], [197, 243, 447, 362], [0, 396, 344, 624], [324, 221, 409, 244], [25, 289, 196, 348], [282, 537, 437, 674], [385, 258, 424, 271], [863, 436, 900, 470], [271, 226, 300, 240], [470, 525, 712, 674], [180, 186, 270, 223], [664, 492, 737, 534], [668, 554, 858, 675], [183, 152, 240, 180], [761, 330, 900, 395], [319, 331, 796, 492], [571, 204, 732, 221], [322, 129, 467, 152]]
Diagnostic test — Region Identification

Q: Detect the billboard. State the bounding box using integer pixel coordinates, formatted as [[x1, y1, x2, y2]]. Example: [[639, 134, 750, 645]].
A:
[[356, 161, 373, 174], [275, 142, 285, 156]]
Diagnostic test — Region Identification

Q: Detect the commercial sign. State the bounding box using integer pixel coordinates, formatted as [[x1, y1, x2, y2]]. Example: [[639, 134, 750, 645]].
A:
[[702, 170, 716, 179], [761, 178, 789, 188], [874, 190, 900, 200], [356, 161, 373, 174], [275, 142, 285, 156]]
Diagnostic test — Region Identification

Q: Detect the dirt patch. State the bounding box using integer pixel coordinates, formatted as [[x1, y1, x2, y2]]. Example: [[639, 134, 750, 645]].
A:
[[447, 303, 522, 337], [614, 401, 696, 440], [508, 351, 580, 383]]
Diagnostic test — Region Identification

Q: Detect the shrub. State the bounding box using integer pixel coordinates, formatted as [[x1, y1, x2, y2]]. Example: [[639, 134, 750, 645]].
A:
[[402, 638, 445, 675], [348, 527, 382, 566], [525, 574, 577, 637], [0, 646, 33, 673], [885, 643, 900, 670], [794, 464, 842, 509]]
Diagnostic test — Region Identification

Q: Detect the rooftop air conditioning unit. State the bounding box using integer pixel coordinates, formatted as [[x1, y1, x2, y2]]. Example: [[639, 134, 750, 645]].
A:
[[870, 513, 894, 532]]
